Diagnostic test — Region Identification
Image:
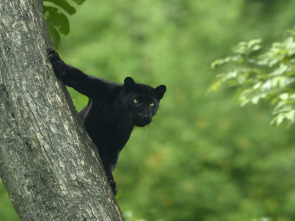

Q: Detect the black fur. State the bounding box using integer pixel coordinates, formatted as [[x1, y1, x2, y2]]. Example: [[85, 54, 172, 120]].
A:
[[47, 49, 166, 195]]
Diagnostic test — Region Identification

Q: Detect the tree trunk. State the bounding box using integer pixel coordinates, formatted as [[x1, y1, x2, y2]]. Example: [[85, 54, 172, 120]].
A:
[[0, 0, 124, 220]]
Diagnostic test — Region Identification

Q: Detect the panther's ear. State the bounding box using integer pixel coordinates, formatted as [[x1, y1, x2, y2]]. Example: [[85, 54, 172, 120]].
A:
[[155, 85, 166, 99], [124, 77, 136, 91]]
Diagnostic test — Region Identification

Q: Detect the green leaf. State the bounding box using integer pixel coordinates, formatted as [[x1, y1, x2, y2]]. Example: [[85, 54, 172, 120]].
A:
[[207, 78, 225, 93], [284, 37, 295, 51], [285, 110, 295, 121], [232, 42, 247, 54], [270, 64, 288, 76], [248, 39, 262, 52], [45, 19, 61, 49], [211, 59, 225, 69], [71, 0, 86, 5], [272, 113, 285, 126], [240, 99, 249, 107], [279, 93, 289, 100], [44, 6, 70, 35], [44, 0, 76, 15], [211, 55, 243, 69]]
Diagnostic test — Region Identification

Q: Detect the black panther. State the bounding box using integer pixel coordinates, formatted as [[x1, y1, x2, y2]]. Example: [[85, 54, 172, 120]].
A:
[[47, 49, 166, 195]]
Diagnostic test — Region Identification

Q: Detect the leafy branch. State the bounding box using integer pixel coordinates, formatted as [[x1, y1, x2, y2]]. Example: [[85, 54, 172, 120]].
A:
[[43, 0, 86, 48], [210, 28, 295, 126]]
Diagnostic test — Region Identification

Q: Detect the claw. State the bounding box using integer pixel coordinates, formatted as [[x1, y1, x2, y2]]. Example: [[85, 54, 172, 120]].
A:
[[47, 48, 60, 62], [46, 48, 54, 53]]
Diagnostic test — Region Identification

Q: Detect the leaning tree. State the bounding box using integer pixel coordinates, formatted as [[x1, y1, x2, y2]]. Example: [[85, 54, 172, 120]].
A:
[[0, 0, 124, 220]]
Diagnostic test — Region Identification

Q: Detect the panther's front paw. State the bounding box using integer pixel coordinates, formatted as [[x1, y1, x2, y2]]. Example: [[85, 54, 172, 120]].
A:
[[47, 48, 66, 78], [47, 48, 60, 62]]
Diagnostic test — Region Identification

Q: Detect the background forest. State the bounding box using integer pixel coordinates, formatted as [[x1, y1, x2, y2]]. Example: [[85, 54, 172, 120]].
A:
[[1, 0, 295, 220]]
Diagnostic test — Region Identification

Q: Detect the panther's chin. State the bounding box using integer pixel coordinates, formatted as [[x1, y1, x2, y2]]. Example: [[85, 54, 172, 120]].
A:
[[133, 118, 152, 127]]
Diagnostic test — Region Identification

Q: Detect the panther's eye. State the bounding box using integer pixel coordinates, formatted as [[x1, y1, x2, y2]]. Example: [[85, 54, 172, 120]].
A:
[[133, 98, 139, 104], [150, 102, 155, 107]]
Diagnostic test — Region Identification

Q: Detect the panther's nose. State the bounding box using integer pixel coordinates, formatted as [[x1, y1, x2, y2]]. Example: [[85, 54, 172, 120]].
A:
[[134, 113, 152, 127], [137, 113, 149, 120]]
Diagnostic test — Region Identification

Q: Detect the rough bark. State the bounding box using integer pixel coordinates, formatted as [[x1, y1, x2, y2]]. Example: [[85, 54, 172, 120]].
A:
[[0, 0, 124, 220]]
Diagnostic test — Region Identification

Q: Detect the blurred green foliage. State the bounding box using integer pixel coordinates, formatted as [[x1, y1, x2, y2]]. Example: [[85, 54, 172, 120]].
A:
[[210, 29, 295, 127], [2, 0, 295, 221], [0, 182, 19, 221]]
